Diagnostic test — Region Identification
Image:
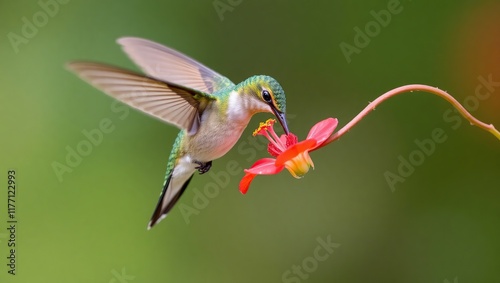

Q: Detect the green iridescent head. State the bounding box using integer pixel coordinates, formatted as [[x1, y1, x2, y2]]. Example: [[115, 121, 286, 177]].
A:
[[244, 75, 289, 133]]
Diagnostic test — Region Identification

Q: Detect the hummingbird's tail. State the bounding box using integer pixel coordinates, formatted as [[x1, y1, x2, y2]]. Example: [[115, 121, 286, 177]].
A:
[[147, 172, 194, 229]]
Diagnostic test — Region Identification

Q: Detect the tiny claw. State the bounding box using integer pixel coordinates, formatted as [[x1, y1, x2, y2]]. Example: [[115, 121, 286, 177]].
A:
[[194, 160, 212, 174]]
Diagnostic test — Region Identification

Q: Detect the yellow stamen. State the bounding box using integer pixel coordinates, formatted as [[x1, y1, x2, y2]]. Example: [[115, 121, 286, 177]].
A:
[[252, 119, 276, 136]]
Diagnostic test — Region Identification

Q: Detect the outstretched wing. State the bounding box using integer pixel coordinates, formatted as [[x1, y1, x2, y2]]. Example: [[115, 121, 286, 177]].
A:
[[67, 62, 212, 135], [117, 37, 235, 94]]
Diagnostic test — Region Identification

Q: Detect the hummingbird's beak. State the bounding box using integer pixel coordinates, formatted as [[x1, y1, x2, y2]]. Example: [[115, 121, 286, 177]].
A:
[[272, 108, 289, 134]]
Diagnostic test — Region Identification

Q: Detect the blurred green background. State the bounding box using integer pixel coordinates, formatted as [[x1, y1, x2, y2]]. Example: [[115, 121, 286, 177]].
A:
[[1, 0, 499, 282]]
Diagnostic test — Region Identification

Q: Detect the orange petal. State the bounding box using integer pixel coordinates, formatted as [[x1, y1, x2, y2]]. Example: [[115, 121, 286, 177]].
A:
[[239, 173, 256, 194], [275, 139, 316, 167], [244, 158, 284, 175], [306, 118, 338, 148], [240, 158, 285, 194]]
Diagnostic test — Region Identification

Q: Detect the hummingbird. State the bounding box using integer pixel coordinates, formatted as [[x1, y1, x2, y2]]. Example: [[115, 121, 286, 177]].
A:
[[66, 37, 289, 229]]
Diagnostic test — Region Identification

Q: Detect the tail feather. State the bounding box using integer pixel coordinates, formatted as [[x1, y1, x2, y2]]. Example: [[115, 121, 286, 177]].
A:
[[147, 173, 194, 229]]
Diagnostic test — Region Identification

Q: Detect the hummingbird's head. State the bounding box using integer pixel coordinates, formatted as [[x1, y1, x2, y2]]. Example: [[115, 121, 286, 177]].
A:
[[240, 75, 289, 134]]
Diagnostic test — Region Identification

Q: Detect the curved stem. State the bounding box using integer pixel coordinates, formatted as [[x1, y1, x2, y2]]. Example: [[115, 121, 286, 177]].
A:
[[318, 84, 500, 148]]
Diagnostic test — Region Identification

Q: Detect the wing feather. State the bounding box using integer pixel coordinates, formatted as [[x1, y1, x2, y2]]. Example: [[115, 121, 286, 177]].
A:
[[117, 37, 235, 94], [66, 61, 209, 134]]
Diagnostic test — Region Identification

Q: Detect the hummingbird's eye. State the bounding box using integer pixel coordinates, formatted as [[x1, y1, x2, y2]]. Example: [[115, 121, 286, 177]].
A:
[[262, 90, 272, 103]]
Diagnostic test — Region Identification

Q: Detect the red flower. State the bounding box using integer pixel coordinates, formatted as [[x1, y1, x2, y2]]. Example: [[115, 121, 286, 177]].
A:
[[239, 118, 338, 194]]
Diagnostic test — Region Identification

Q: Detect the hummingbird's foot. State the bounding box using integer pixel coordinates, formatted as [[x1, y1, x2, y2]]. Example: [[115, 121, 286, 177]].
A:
[[194, 160, 212, 174]]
